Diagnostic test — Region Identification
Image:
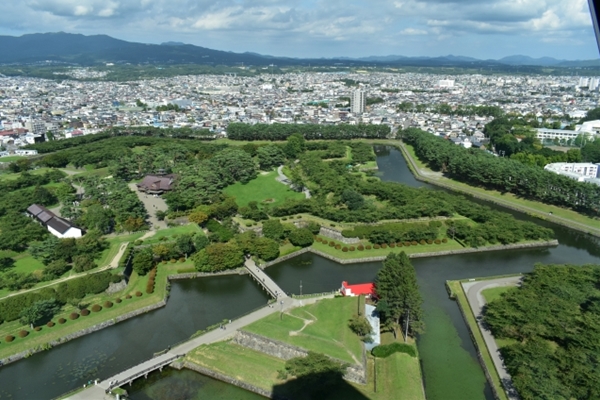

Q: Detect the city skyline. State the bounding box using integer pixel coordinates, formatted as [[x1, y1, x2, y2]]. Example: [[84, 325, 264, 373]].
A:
[[0, 0, 598, 60]]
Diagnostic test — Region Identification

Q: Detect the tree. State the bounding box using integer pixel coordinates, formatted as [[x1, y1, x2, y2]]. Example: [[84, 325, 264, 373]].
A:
[[82, 204, 113, 233], [256, 144, 286, 170], [132, 248, 154, 275], [73, 254, 97, 273], [262, 219, 285, 241], [254, 237, 280, 261], [189, 211, 209, 225], [43, 259, 71, 279], [375, 252, 424, 337], [288, 228, 314, 247], [348, 315, 372, 339], [152, 244, 171, 260], [19, 299, 61, 328], [176, 234, 195, 256], [209, 147, 257, 185], [284, 133, 306, 159], [0, 256, 14, 271], [123, 216, 145, 232], [192, 242, 244, 272], [193, 234, 209, 252], [341, 189, 364, 210]]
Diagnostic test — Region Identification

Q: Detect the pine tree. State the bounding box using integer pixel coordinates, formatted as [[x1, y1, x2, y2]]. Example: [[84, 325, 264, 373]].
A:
[[375, 252, 424, 338]]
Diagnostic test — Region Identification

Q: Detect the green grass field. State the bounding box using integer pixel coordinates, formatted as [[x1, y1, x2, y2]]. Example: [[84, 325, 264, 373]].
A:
[[223, 170, 305, 207], [245, 297, 363, 364], [481, 286, 515, 304], [142, 224, 202, 245], [0, 156, 26, 163]]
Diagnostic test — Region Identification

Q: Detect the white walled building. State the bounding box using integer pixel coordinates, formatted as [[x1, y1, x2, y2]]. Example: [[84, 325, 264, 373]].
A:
[[544, 162, 600, 178], [351, 89, 365, 114]]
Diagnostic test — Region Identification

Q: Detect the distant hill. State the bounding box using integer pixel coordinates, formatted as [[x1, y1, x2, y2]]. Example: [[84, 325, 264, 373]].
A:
[[0, 32, 596, 68]]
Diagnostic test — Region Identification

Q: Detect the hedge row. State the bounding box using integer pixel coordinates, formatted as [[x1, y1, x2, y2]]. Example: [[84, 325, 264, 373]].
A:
[[372, 342, 417, 358], [146, 268, 157, 294]]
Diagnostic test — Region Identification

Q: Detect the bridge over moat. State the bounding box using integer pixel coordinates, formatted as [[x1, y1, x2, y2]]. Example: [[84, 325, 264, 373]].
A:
[[244, 258, 288, 299]]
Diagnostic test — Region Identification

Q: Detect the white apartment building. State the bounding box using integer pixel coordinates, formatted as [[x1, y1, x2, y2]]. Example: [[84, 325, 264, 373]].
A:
[[544, 162, 599, 178], [351, 89, 365, 114], [536, 128, 580, 141]]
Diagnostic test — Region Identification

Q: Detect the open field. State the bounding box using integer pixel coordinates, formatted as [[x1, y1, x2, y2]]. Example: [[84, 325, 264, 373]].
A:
[[401, 142, 600, 236], [446, 280, 509, 400], [223, 170, 305, 207], [0, 156, 26, 163], [244, 296, 363, 364], [141, 224, 202, 245], [481, 286, 515, 304]]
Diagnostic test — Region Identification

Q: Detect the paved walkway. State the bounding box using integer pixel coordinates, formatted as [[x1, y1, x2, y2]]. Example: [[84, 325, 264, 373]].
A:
[[462, 276, 522, 400], [127, 183, 168, 230], [244, 258, 288, 299], [276, 165, 311, 199]]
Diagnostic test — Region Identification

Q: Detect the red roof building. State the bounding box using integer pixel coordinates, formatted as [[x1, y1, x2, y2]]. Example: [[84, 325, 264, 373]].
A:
[[340, 281, 376, 297]]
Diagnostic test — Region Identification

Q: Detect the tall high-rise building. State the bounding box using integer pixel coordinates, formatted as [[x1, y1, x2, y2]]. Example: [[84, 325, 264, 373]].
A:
[[351, 89, 365, 114]]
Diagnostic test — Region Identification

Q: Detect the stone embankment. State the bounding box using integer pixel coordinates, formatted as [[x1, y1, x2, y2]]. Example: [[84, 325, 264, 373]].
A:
[[233, 330, 366, 384], [168, 268, 246, 280], [318, 227, 360, 244]]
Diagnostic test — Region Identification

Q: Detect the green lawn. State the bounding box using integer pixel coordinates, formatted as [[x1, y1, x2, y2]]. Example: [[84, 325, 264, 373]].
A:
[[0, 156, 26, 163], [373, 353, 424, 400], [244, 297, 363, 364], [95, 232, 145, 267], [142, 224, 202, 245], [481, 286, 516, 304], [311, 237, 464, 260], [12, 253, 45, 274], [447, 280, 509, 400], [223, 170, 305, 207], [0, 167, 53, 181]]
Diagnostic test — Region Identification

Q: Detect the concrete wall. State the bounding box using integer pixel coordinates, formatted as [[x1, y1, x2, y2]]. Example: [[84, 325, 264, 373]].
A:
[[319, 227, 360, 244], [233, 331, 366, 384]]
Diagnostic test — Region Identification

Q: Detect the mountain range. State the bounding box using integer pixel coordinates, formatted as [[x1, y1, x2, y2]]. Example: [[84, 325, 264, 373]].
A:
[[0, 32, 598, 68]]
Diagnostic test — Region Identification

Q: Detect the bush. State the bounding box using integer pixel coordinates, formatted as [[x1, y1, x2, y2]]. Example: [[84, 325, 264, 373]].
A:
[[47, 321, 55, 328], [396, 242, 403, 247], [335, 244, 341, 250], [342, 247, 348, 252], [366, 245, 372, 250], [146, 268, 157, 294], [5, 335, 15, 342], [34, 326, 41, 331], [115, 298, 122, 303], [389, 243, 396, 248], [282, 217, 288, 221], [125, 294, 132, 299], [357, 245, 364, 251], [349, 246, 355, 251], [373, 244, 380, 249], [427, 239, 433, 244], [69, 312, 79, 320], [381, 243, 387, 249], [91, 304, 102, 312], [135, 291, 143, 297], [18, 330, 29, 338], [419, 240, 426, 245], [245, 222, 252, 227], [329, 241, 335, 246], [170, 259, 177, 263], [372, 342, 417, 358], [330, 224, 336, 227], [179, 257, 185, 263], [134, 240, 143, 245], [442, 238, 448, 243], [80, 309, 90, 316], [58, 318, 66, 324], [434, 239, 441, 244], [404, 241, 411, 246], [411, 241, 418, 246]]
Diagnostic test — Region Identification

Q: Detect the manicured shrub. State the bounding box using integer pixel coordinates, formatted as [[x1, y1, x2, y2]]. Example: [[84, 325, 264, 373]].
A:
[[47, 321, 55, 328], [80, 309, 90, 316], [34, 326, 41, 332], [125, 294, 132, 299], [170, 259, 177, 263], [420, 240, 426, 245], [389, 243, 396, 248], [381, 243, 387, 249], [5, 335, 15, 342], [179, 257, 185, 263], [411, 241, 418, 246], [296, 215, 301, 219], [91, 304, 102, 312], [442, 238, 448, 243], [434, 239, 441, 244], [373, 244, 380, 249], [18, 330, 29, 338], [329, 241, 335, 246], [245, 222, 252, 227], [115, 298, 122, 303], [404, 241, 411, 247], [70, 312, 79, 320], [135, 291, 143, 297], [366, 245, 372, 250], [134, 240, 143, 245], [335, 244, 341, 250], [372, 342, 417, 358], [396, 242, 403, 247], [357, 245, 364, 251], [282, 217, 288, 221], [349, 246, 355, 251], [427, 239, 433, 244], [104, 301, 114, 308], [146, 267, 157, 294], [330, 224, 336, 227], [342, 247, 348, 252], [58, 318, 66, 324]]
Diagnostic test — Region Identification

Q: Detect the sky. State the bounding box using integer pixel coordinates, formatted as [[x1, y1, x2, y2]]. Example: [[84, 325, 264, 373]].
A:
[[0, 0, 599, 60]]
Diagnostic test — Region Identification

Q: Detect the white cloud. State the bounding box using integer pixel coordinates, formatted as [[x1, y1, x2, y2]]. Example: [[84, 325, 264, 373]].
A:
[[401, 28, 428, 35]]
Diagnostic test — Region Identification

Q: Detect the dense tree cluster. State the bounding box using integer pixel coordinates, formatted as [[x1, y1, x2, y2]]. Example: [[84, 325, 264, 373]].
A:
[[226, 123, 390, 141], [484, 264, 600, 400], [403, 128, 600, 216], [375, 252, 423, 337]]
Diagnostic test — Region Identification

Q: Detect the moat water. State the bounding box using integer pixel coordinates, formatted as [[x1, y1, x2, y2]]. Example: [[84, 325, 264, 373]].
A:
[[1, 145, 599, 400]]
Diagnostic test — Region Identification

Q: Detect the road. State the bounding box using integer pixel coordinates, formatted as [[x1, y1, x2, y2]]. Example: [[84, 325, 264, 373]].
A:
[[462, 276, 522, 400], [127, 183, 168, 230]]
